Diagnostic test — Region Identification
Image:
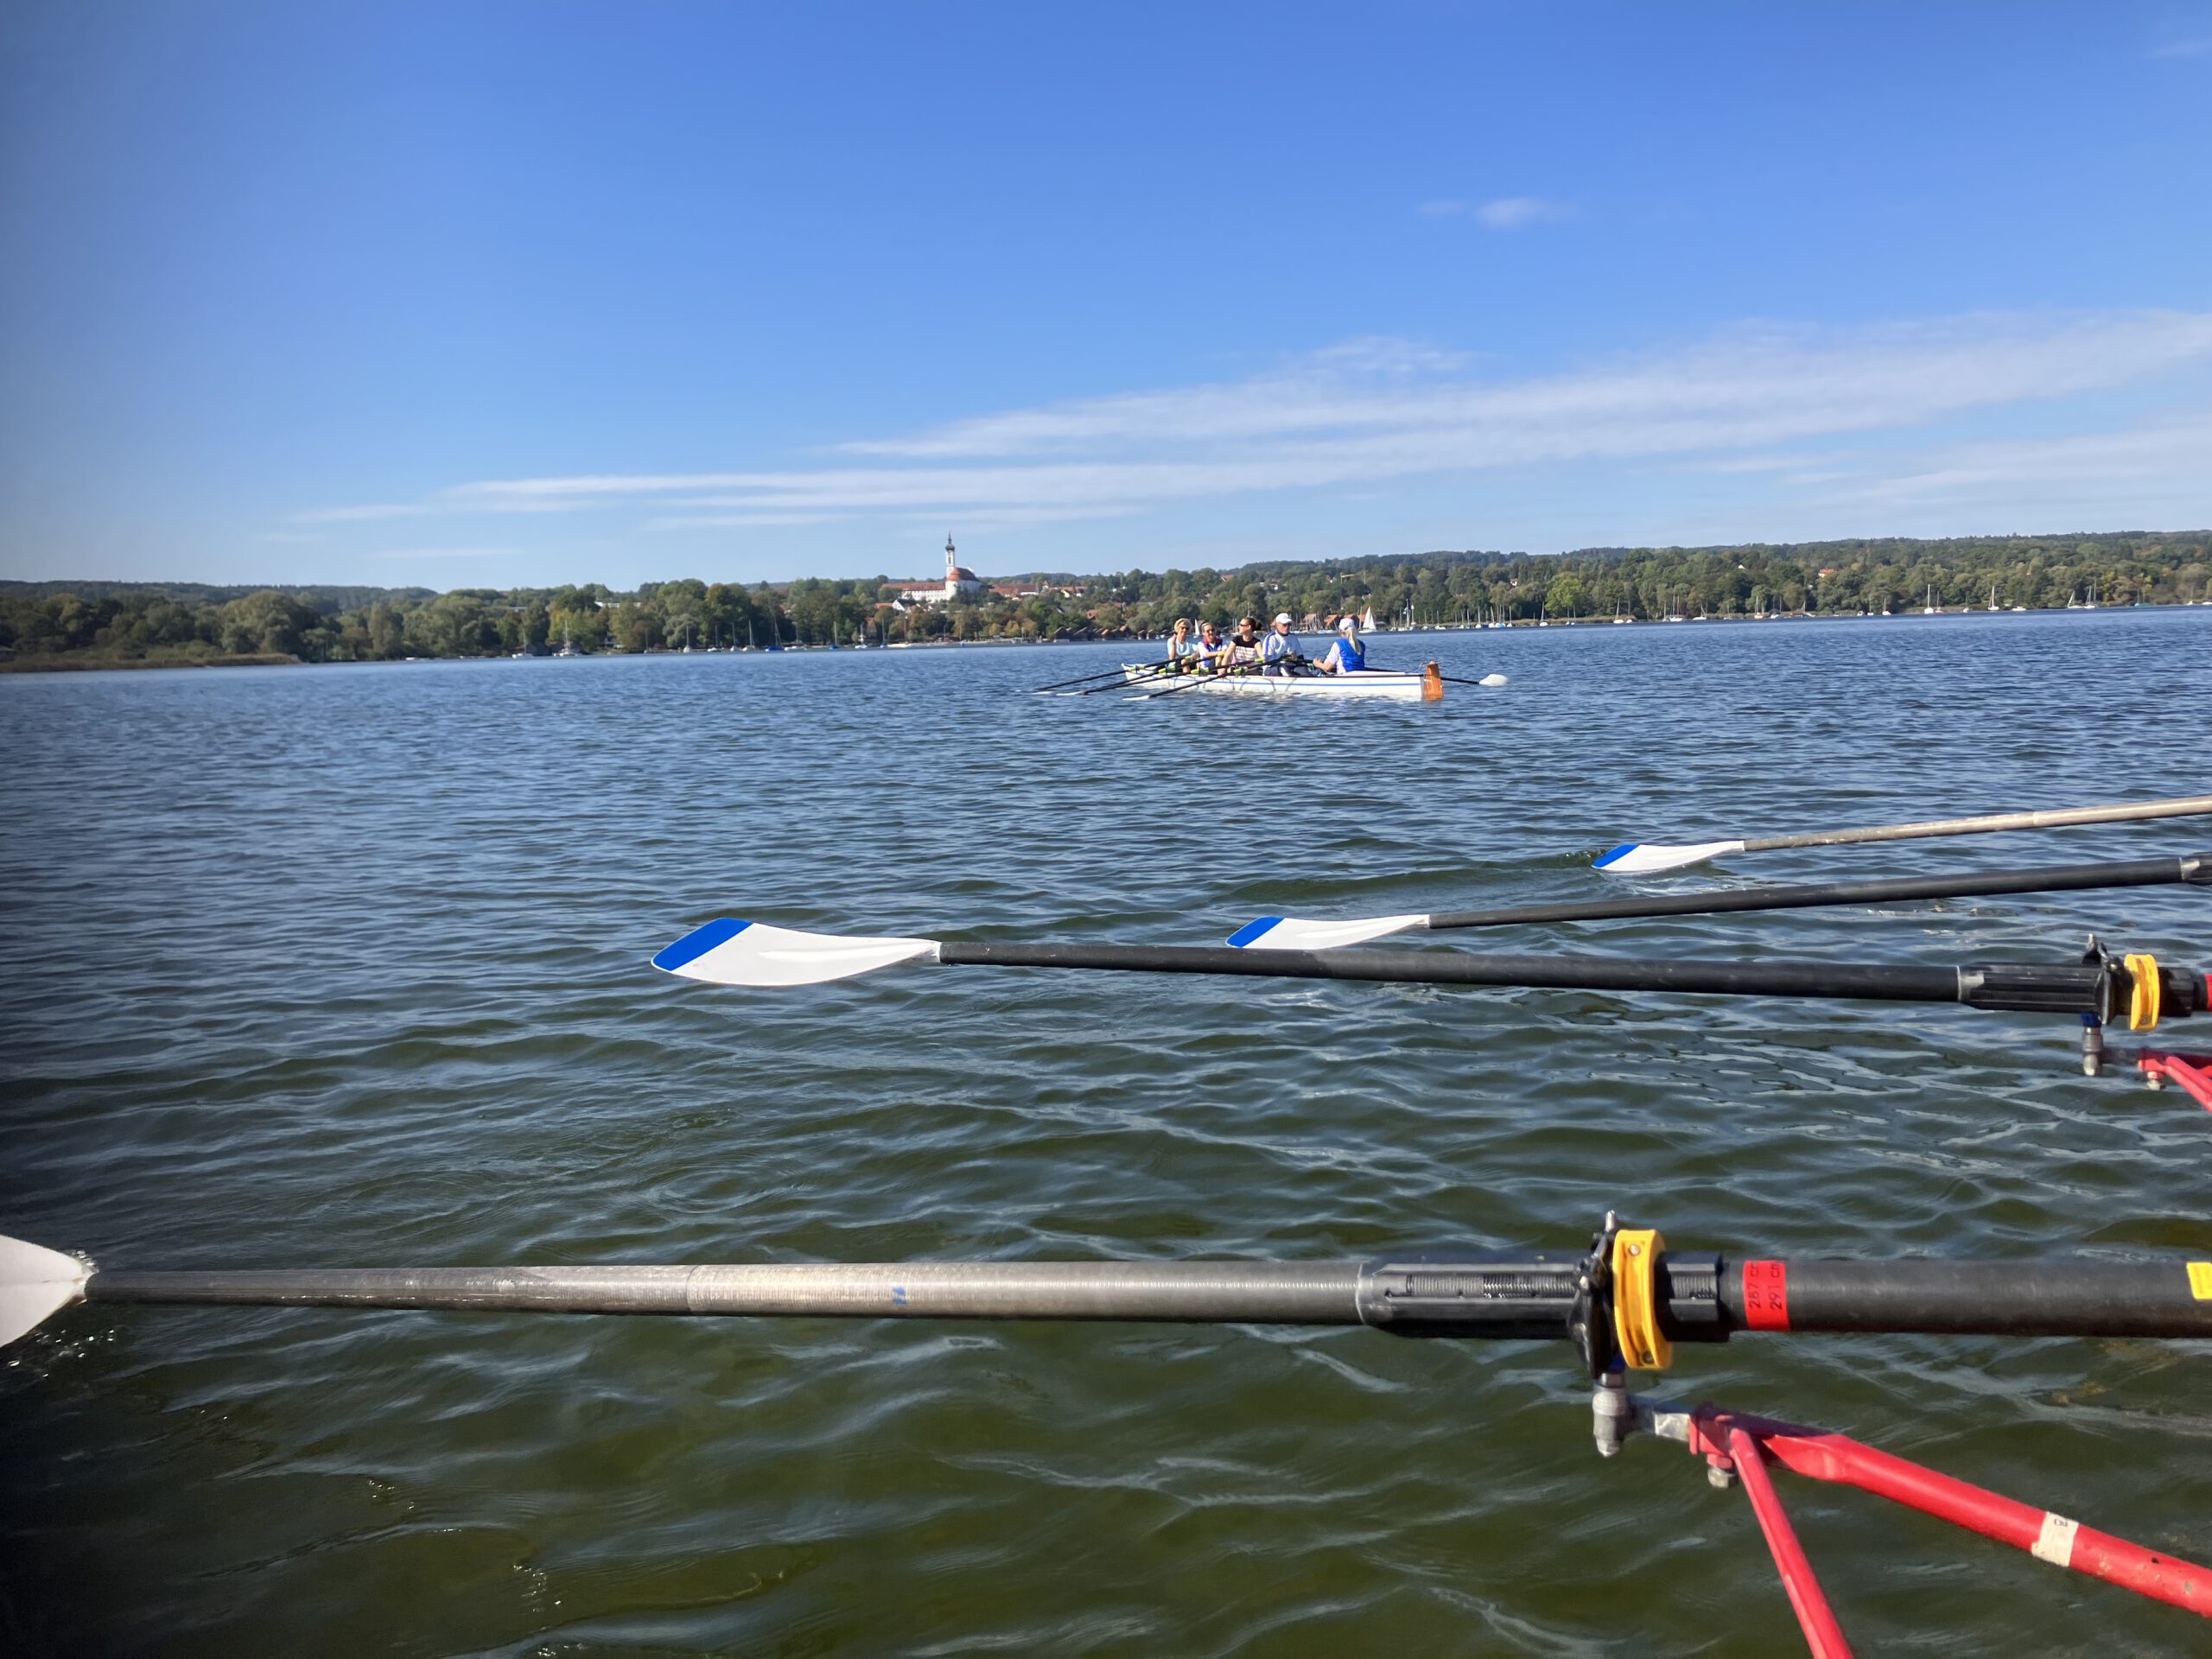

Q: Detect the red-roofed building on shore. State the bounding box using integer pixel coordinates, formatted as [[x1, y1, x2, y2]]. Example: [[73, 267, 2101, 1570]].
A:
[[890, 537, 987, 608]]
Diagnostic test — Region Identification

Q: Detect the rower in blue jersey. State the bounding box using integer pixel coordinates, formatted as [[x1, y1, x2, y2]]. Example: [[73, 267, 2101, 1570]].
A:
[[1261, 613, 1301, 675], [1315, 615, 1366, 674]]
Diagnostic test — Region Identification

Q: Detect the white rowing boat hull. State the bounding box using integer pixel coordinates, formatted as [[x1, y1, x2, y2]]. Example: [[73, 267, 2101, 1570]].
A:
[[1122, 665, 1440, 701]]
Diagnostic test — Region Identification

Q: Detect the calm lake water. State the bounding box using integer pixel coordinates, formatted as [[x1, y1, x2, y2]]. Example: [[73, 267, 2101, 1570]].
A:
[[3, 608, 2209, 1656]]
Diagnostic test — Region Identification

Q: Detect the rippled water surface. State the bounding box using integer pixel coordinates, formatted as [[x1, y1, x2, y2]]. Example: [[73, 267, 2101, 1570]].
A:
[[3, 609, 2209, 1656]]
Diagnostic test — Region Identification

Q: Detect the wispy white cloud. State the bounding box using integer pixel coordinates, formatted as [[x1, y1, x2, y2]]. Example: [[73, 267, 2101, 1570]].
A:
[[374, 546, 518, 560], [1850, 419, 2212, 501], [295, 502, 427, 523], [297, 308, 2212, 539], [642, 511, 842, 530], [1689, 451, 1847, 474], [296, 496, 588, 523], [1477, 196, 1573, 230], [2151, 36, 2212, 57]]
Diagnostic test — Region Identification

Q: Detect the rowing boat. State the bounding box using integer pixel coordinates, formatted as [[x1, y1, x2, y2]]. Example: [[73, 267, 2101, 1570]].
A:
[[1121, 662, 1444, 700]]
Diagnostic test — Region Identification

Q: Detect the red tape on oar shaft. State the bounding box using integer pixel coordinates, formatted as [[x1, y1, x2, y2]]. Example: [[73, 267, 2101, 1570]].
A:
[[1739, 1260, 1791, 1330]]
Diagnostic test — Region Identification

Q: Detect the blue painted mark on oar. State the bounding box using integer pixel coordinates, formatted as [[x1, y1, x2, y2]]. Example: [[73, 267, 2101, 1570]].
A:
[[652, 918, 753, 971], [650, 919, 938, 987]]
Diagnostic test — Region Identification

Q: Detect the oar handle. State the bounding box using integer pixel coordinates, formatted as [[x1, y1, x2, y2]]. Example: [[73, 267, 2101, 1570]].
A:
[[1743, 795, 2212, 853]]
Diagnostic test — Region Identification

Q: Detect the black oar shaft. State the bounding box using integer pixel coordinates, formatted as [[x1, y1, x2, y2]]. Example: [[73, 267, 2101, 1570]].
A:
[[1425, 854, 2209, 931], [1727, 1259, 2212, 1338], [1034, 660, 1160, 693], [77, 1254, 2212, 1343], [937, 942, 2210, 1019], [940, 940, 2056, 1008]]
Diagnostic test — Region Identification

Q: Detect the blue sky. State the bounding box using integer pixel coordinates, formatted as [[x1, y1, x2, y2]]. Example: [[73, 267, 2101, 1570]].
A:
[[3, 3, 2209, 588]]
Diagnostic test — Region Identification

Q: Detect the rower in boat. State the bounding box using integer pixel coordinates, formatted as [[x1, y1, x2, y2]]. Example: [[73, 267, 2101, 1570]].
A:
[[1164, 618, 1198, 672], [1218, 616, 1264, 670], [1314, 614, 1366, 674], [1261, 613, 1302, 675], [1190, 620, 1227, 669]]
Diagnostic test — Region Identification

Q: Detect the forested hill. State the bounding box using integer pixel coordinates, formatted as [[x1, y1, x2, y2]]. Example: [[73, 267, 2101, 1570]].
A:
[[3, 530, 2205, 668]]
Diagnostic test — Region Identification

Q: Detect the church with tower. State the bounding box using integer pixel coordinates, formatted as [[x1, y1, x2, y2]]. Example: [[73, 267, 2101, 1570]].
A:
[[891, 536, 986, 607]]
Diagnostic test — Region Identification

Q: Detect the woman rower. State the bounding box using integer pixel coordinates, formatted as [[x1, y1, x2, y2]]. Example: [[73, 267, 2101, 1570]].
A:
[[1218, 615, 1263, 671], [1190, 620, 1227, 669], [1164, 618, 1197, 672], [1315, 615, 1367, 675]]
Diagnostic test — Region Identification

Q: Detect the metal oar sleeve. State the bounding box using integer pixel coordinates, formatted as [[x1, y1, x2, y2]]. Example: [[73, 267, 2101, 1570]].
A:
[[84, 1262, 1367, 1324], [1740, 795, 2212, 854], [1713, 1259, 2212, 1338], [1421, 855, 2209, 931]]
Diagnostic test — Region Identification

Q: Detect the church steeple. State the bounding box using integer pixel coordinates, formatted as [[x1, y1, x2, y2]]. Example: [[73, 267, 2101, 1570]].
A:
[[945, 534, 957, 580]]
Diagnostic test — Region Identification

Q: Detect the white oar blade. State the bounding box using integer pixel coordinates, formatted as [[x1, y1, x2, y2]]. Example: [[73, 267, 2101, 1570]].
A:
[[652, 919, 939, 987], [0, 1235, 89, 1347], [1227, 913, 1426, 950], [1479, 673, 1509, 687], [1592, 839, 1748, 875]]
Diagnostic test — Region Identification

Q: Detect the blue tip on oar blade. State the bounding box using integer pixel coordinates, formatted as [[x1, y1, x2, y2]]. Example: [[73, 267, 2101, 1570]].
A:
[[1592, 843, 1637, 870], [1226, 917, 1282, 948], [652, 918, 752, 972]]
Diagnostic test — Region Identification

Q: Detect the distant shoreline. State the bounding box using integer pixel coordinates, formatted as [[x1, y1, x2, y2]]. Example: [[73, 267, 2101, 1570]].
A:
[[0, 652, 301, 675], [3, 603, 2203, 676]]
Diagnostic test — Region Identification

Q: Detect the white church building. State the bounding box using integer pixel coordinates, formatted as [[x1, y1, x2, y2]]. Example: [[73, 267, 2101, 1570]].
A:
[[890, 537, 986, 609]]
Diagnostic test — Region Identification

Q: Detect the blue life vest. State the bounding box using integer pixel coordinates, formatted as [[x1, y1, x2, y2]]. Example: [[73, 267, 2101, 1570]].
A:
[[1333, 635, 1365, 671]]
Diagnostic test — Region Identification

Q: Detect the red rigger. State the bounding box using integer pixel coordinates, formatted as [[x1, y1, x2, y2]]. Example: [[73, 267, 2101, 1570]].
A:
[[1691, 1408, 2212, 1621], [2138, 1050, 2212, 1111], [1720, 1424, 1853, 1657]]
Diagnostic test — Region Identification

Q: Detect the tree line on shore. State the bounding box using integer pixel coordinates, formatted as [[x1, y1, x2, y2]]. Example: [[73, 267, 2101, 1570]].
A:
[[3, 531, 2205, 669]]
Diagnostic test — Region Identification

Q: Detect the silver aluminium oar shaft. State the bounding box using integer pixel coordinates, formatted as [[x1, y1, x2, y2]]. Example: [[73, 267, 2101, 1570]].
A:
[[1744, 794, 2212, 854], [86, 1262, 1369, 1324]]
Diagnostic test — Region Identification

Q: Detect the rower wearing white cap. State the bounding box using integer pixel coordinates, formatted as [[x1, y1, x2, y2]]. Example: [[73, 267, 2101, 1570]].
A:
[[1315, 614, 1367, 675], [1261, 612, 1302, 676]]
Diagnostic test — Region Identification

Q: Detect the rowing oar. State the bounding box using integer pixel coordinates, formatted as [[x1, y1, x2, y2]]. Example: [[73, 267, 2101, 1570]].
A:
[[649, 918, 2210, 1027], [1075, 663, 1184, 696], [1033, 658, 1169, 694], [1596, 793, 2212, 875], [16, 1216, 2206, 1644], [1135, 659, 1268, 700], [1226, 852, 2212, 951], [11, 1221, 2209, 1354], [1372, 665, 1510, 688]]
